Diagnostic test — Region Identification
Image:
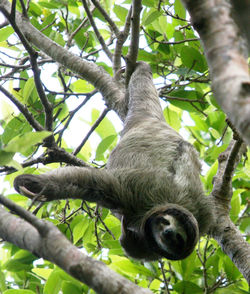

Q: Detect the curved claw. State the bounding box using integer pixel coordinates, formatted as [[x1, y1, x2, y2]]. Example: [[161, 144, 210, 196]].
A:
[[18, 185, 47, 201], [14, 174, 47, 201]]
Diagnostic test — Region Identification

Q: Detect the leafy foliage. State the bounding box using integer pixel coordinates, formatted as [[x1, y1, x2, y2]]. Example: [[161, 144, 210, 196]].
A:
[[0, 0, 249, 293]]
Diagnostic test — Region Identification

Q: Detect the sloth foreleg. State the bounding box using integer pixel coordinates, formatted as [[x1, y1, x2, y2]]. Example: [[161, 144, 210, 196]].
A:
[[14, 166, 122, 209]]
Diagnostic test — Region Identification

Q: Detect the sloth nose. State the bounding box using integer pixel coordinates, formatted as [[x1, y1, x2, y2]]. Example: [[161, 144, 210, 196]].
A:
[[163, 229, 175, 238]]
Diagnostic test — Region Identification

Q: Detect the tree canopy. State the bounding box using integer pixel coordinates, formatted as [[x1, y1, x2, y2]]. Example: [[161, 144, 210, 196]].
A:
[[0, 0, 249, 293]]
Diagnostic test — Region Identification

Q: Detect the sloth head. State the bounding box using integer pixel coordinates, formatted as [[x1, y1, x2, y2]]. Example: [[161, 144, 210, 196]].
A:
[[144, 205, 199, 260]]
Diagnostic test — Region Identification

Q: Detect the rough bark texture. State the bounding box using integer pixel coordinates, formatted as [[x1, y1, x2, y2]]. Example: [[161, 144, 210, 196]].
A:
[[210, 142, 250, 283], [211, 211, 250, 284], [182, 0, 250, 145], [0, 205, 152, 294]]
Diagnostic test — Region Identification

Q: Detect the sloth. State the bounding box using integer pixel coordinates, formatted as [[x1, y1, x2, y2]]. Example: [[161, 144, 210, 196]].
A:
[[14, 62, 214, 261]]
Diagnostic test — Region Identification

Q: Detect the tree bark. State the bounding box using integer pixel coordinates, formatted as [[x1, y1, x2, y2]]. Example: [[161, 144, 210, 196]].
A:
[[0, 204, 152, 294], [182, 0, 250, 146]]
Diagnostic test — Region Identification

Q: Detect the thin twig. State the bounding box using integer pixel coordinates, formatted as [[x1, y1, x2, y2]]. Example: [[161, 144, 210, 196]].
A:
[[73, 108, 109, 155], [0, 85, 44, 131], [1, 2, 54, 137], [159, 260, 170, 294], [91, 0, 119, 37], [113, 6, 132, 74], [81, 0, 113, 61], [56, 92, 95, 144], [125, 0, 142, 85]]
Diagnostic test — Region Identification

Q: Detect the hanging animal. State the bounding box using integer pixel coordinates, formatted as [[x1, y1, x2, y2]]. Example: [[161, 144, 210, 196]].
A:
[[14, 61, 214, 261]]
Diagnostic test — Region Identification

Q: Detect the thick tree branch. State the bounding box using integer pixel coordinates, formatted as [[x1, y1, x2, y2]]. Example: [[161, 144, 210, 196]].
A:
[[0, 0, 127, 121], [210, 139, 250, 283], [231, 0, 250, 49], [212, 139, 246, 200], [182, 0, 250, 145], [211, 215, 250, 284], [0, 196, 152, 294]]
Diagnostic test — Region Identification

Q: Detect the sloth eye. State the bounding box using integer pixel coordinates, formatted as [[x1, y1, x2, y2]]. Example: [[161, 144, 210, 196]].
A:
[[160, 218, 170, 226]]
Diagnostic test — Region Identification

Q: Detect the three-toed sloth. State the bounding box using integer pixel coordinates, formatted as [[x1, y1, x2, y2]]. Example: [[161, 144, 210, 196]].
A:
[[14, 62, 214, 261]]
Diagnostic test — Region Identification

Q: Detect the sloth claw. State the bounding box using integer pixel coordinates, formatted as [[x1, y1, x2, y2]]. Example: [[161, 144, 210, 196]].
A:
[[18, 184, 47, 202]]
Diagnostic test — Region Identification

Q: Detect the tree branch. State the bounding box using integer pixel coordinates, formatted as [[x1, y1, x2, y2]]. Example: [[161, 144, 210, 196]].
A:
[[0, 84, 44, 131], [56, 91, 96, 144], [81, 0, 113, 61], [0, 0, 127, 121], [181, 0, 250, 145], [1, 2, 54, 133], [113, 6, 132, 74], [0, 196, 153, 294], [73, 108, 109, 156], [212, 139, 246, 201], [125, 0, 142, 85], [210, 139, 250, 283], [91, 0, 119, 37]]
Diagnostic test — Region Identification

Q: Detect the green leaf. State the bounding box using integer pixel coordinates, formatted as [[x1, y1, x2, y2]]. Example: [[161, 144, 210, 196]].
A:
[[49, 30, 65, 46], [180, 46, 207, 73], [113, 5, 128, 22], [90, 109, 117, 139], [167, 89, 206, 112], [73, 218, 89, 244], [62, 281, 82, 294], [206, 111, 226, 132], [2, 116, 32, 145], [0, 270, 6, 292], [190, 113, 209, 132], [3, 290, 35, 294], [3, 260, 31, 272], [174, 281, 202, 293], [32, 268, 53, 280], [38, 1, 63, 9], [143, 9, 162, 26], [205, 144, 228, 163], [142, 0, 156, 7], [83, 220, 95, 246], [110, 256, 152, 277], [0, 150, 15, 165], [171, 251, 197, 279], [11, 249, 37, 264], [154, 15, 168, 35], [0, 27, 14, 42], [29, 1, 43, 16], [174, 0, 186, 19], [95, 135, 117, 161], [23, 77, 35, 104], [223, 255, 242, 280], [230, 190, 243, 222], [71, 80, 94, 93], [44, 270, 62, 294], [163, 106, 182, 131], [4, 131, 51, 154], [209, 128, 221, 140], [204, 161, 218, 191]]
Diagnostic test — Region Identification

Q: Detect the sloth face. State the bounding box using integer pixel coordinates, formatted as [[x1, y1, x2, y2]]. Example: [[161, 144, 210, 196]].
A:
[[146, 213, 192, 259]]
